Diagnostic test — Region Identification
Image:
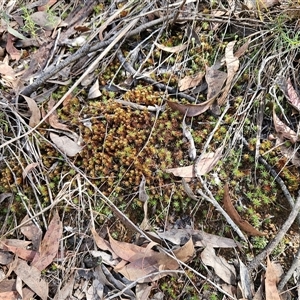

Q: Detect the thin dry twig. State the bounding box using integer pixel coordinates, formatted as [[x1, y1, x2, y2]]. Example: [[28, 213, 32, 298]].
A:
[[247, 190, 300, 271]]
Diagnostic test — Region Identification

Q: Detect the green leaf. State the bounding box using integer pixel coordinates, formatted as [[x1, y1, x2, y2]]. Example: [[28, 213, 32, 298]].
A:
[[7, 25, 27, 40]]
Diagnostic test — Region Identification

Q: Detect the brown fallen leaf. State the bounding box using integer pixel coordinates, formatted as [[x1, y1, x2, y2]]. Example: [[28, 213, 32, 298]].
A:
[[218, 41, 239, 106], [117, 239, 194, 283], [0, 279, 19, 300], [21, 95, 41, 127], [31, 210, 62, 271], [0, 61, 15, 76], [108, 231, 157, 262], [167, 98, 215, 117], [20, 215, 42, 251], [14, 258, 48, 300], [165, 146, 223, 177], [48, 98, 72, 132], [0, 251, 14, 265], [172, 238, 194, 262], [201, 246, 236, 285], [265, 256, 281, 300], [205, 66, 227, 100], [234, 39, 250, 58], [276, 137, 300, 167], [30, 11, 61, 30], [286, 78, 300, 112], [0, 239, 36, 261], [22, 162, 39, 180], [273, 109, 298, 143], [91, 227, 118, 259], [178, 72, 205, 91], [117, 252, 177, 283], [154, 41, 187, 53], [50, 133, 83, 157], [6, 33, 21, 61], [38, 0, 57, 11], [223, 183, 266, 236]]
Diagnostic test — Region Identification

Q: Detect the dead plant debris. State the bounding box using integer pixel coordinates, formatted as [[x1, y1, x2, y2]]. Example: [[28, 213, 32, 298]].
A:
[[0, 0, 300, 299]]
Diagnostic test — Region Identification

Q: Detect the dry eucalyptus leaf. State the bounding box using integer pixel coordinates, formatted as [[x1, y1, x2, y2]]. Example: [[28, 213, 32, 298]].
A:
[[178, 72, 205, 91], [265, 256, 281, 300], [165, 146, 223, 178], [205, 66, 227, 100], [154, 41, 187, 53], [48, 98, 72, 132], [88, 79, 102, 99], [22, 162, 39, 179], [20, 215, 42, 251], [167, 98, 215, 117], [201, 246, 236, 285], [1, 239, 36, 261], [6, 33, 21, 61], [50, 133, 83, 157], [239, 259, 254, 299], [234, 39, 250, 58], [0, 62, 15, 76], [218, 41, 239, 106], [31, 211, 62, 271], [30, 11, 61, 30], [14, 258, 48, 300], [223, 183, 266, 236], [273, 110, 298, 143], [286, 78, 300, 112], [276, 137, 300, 167], [21, 95, 41, 127]]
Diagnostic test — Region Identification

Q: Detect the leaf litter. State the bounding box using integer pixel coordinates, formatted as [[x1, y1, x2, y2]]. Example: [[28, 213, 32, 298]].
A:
[[1, 0, 299, 299]]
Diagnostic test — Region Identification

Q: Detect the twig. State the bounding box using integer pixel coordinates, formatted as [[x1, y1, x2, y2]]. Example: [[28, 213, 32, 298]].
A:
[[247, 190, 300, 271], [241, 137, 300, 225], [197, 178, 247, 242], [278, 246, 300, 291]]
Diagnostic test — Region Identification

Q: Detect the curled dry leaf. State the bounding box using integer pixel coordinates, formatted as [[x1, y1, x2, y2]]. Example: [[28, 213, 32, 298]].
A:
[[30, 11, 61, 30], [21, 95, 41, 127], [31, 210, 63, 271], [286, 78, 300, 112], [178, 72, 205, 91], [265, 256, 281, 300], [6, 33, 21, 61], [218, 41, 239, 106], [20, 215, 42, 251], [165, 146, 223, 178], [50, 133, 83, 157], [223, 183, 266, 236], [201, 246, 236, 285], [117, 239, 194, 283], [205, 66, 227, 100], [88, 79, 102, 99], [276, 137, 300, 167], [167, 98, 215, 117], [0, 239, 36, 261], [14, 258, 48, 300], [22, 162, 39, 180], [273, 109, 298, 143], [48, 98, 71, 132], [154, 41, 187, 53]]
